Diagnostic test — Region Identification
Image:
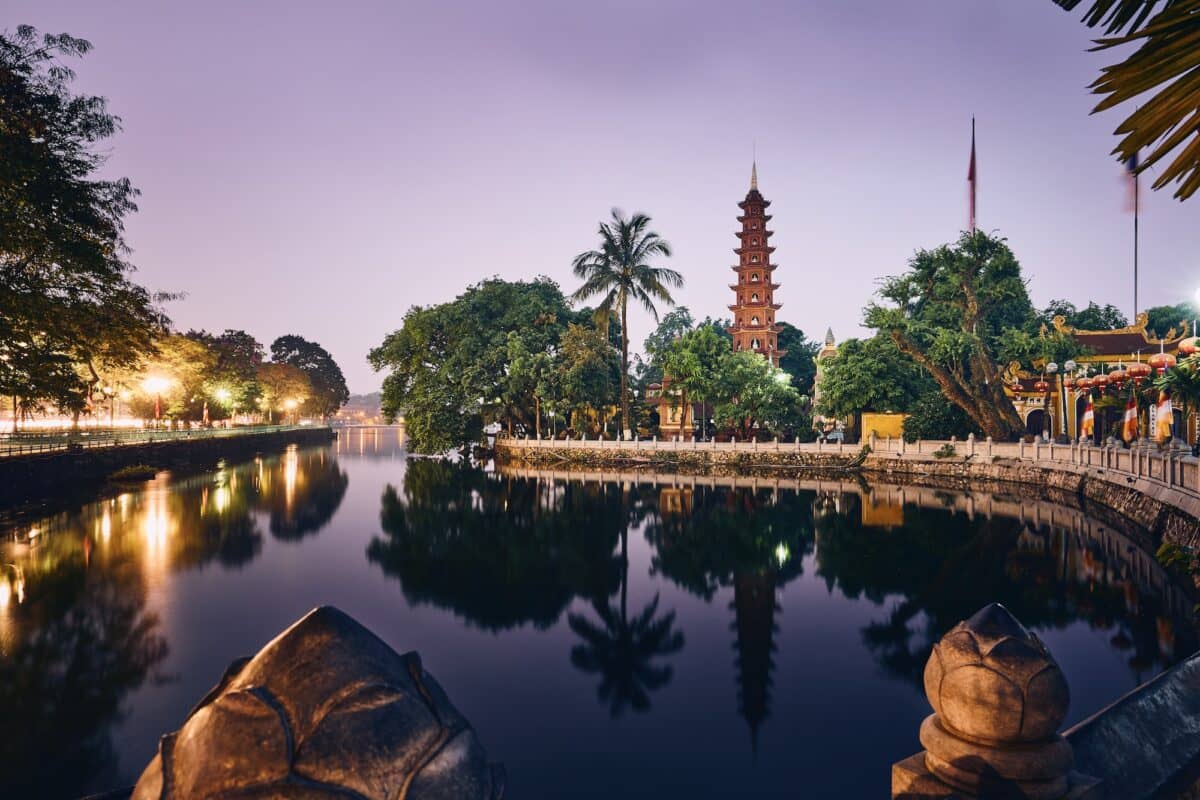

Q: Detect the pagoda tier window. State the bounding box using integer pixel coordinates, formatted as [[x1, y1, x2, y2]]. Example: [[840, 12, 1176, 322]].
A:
[[751, 237, 759, 245], [751, 293, 759, 302], [751, 273, 760, 282], [751, 316, 760, 325], [752, 339, 761, 349], [750, 255, 759, 263]]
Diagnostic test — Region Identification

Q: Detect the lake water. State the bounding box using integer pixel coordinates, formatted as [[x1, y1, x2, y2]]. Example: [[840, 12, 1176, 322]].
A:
[[1, 428, 1195, 798]]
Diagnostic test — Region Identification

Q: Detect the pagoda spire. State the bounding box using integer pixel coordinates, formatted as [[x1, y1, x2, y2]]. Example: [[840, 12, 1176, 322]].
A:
[[727, 165, 785, 366]]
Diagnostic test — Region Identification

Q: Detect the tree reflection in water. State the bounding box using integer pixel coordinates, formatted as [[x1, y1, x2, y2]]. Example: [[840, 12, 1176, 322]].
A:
[[812, 491, 1197, 688], [369, 461, 687, 714], [368, 460, 625, 631], [0, 446, 348, 797], [0, 556, 167, 798], [645, 486, 814, 751], [568, 485, 684, 718]]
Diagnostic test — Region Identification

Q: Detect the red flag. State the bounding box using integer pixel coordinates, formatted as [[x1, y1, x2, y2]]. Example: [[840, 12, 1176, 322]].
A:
[[967, 117, 977, 232]]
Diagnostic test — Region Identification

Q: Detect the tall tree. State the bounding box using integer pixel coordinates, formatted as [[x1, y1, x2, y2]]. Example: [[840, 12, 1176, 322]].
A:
[[865, 231, 1035, 440], [1, 26, 166, 417], [270, 335, 349, 417], [1054, 0, 1200, 200], [255, 362, 311, 423], [555, 323, 620, 434], [571, 210, 682, 439], [661, 324, 728, 439], [712, 351, 802, 440], [369, 278, 576, 452], [642, 306, 695, 380]]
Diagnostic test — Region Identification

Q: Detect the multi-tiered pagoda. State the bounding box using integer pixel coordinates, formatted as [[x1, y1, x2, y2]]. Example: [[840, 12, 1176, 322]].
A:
[[728, 163, 785, 366]]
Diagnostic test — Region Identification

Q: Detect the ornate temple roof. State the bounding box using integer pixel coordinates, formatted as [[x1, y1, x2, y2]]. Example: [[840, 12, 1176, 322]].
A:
[[1051, 312, 1190, 359]]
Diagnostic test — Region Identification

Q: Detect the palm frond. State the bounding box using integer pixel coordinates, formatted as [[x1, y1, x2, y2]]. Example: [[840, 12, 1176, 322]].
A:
[[1055, 0, 1200, 200]]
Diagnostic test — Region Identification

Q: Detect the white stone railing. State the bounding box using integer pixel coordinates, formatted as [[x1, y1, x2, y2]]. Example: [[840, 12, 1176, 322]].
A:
[[868, 433, 1200, 499], [497, 434, 1200, 500]]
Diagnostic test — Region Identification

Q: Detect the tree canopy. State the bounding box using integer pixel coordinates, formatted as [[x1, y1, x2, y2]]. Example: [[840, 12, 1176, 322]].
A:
[[369, 278, 590, 452], [270, 335, 349, 417], [572, 210, 682, 437], [1, 25, 168, 419], [865, 231, 1040, 440], [814, 336, 929, 422]]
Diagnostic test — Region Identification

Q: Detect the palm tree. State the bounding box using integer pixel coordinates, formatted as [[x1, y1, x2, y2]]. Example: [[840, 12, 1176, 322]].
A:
[[1054, 0, 1200, 200], [572, 210, 682, 438]]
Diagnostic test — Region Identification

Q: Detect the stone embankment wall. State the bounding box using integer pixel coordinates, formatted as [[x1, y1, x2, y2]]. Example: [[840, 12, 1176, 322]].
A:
[[495, 436, 1200, 549], [0, 426, 335, 506]]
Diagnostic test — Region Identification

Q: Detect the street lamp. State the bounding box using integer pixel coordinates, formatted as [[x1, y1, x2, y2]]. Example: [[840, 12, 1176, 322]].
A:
[[213, 387, 234, 427], [283, 398, 299, 425]]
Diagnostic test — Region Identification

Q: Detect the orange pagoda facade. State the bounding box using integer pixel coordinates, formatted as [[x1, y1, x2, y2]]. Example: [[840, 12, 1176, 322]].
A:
[[727, 163, 785, 367]]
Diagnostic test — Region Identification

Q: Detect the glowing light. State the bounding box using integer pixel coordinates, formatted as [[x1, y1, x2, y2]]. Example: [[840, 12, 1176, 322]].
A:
[[213, 486, 230, 513], [775, 542, 791, 567], [213, 387, 233, 403], [141, 375, 171, 395], [27, 527, 39, 540], [284, 448, 299, 509], [0, 582, 9, 609]]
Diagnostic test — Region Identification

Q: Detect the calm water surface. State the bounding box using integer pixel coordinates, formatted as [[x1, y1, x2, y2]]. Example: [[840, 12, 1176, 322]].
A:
[[1, 428, 1195, 798]]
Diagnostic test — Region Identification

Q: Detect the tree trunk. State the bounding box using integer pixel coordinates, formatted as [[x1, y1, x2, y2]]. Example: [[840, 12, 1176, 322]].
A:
[[889, 330, 1021, 440], [11, 396, 17, 434], [620, 295, 631, 439], [535, 395, 541, 439], [679, 388, 689, 440]]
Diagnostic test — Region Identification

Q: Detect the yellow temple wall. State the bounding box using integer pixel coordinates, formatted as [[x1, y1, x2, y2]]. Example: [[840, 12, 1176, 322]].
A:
[[862, 412, 907, 439]]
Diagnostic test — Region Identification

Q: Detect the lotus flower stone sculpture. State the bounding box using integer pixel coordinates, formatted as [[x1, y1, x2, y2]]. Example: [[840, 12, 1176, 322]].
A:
[[918, 603, 1073, 799], [132, 606, 505, 799]]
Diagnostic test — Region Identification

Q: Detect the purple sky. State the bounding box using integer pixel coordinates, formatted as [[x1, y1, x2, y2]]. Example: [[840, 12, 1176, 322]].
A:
[[10, 0, 1200, 392]]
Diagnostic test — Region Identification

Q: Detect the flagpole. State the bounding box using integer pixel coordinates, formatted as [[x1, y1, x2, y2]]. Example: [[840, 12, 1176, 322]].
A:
[[1133, 170, 1139, 319]]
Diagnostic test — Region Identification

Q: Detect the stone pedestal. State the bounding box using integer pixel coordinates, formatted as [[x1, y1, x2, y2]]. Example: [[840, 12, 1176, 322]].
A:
[[892, 603, 1095, 799]]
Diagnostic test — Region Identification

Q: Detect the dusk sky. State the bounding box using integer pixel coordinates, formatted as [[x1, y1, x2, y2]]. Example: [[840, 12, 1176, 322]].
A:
[[9, 0, 1199, 393]]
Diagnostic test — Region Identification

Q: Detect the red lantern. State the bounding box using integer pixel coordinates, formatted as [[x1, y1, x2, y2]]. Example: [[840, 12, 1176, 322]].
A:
[[1033, 379, 1050, 393], [1127, 361, 1151, 384], [1092, 373, 1110, 391], [1108, 365, 1126, 388], [1148, 351, 1176, 375], [1180, 337, 1199, 357], [1076, 377, 1092, 391], [1063, 376, 1076, 390]]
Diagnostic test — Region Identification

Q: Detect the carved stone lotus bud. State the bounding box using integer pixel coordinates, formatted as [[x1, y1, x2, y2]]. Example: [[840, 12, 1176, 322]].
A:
[[918, 604, 1074, 799], [924, 603, 1070, 743], [132, 606, 504, 799]]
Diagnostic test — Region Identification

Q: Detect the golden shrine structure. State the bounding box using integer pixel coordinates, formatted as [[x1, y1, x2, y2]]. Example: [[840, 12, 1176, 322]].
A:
[[1007, 312, 1197, 443]]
